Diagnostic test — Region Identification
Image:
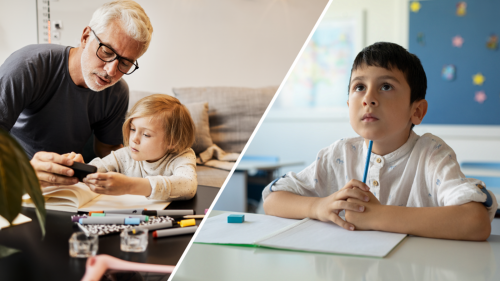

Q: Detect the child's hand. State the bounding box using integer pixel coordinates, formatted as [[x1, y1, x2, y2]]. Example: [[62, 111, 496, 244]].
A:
[[344, 189, 382, 230], [83, 172, 132, 195], [312, 179, 371, 231], [62, 152, 85, 163]]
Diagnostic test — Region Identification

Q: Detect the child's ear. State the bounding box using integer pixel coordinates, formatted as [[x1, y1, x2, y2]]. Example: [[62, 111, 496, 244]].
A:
[[410, 99, 428, 125]]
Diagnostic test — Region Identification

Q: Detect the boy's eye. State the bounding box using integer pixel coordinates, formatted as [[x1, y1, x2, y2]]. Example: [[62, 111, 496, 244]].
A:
[[354, 85, 365, 92], [143, 134, 150, 138], [381, 84, 393, 91]]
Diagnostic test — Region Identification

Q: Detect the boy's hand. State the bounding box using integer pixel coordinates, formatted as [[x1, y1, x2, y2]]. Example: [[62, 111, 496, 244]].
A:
[[345, 189, 382, 230], [83, 172, 132, 195], [311, 179, 371, 231]]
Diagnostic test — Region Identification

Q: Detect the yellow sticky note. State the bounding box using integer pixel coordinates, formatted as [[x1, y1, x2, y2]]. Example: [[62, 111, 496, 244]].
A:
[[411, 1, 421, 13], [473, 73, 485, 86]]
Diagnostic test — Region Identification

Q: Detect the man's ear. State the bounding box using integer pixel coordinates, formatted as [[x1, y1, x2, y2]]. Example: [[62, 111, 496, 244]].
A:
[[410, 99, 428, 125], [80, 26, 92, 49], [347, 100, 349, 107]]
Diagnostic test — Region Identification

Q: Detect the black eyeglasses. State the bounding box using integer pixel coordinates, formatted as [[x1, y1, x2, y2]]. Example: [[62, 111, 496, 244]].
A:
[[91, 29, 139, 75]]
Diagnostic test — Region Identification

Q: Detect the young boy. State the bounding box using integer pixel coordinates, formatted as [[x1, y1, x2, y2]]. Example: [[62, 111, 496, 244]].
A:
[[262, 42, 497, 241]]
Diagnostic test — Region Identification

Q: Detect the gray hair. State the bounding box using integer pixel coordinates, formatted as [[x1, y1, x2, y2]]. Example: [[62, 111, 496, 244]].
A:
[[88, 0, 153, 56]]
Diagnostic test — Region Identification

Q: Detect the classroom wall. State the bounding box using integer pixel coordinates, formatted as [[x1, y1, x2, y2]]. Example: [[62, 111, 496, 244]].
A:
[[0, 0, 328, 95], [244, 0, 500, 175]]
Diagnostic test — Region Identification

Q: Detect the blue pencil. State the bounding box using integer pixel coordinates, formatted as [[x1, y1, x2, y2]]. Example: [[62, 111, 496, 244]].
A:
[[362, 140, 373, 183]]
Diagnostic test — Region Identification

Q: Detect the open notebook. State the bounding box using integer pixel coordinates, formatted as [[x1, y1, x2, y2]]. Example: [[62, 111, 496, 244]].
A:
[[195, 213, 407, 258], [22, 183, 170, 213]]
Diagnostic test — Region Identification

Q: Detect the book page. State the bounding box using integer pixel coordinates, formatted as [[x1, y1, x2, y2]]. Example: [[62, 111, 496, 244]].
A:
[[258, 219, 407, 258], [78, 194, 170, 211], [22, 183, 99, 212], [195, 213, 301, 245]]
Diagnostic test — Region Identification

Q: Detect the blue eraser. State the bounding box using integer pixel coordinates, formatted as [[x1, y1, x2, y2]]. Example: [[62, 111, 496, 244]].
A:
[[125, 218, 140, 225], [227, 214, 244, 223]]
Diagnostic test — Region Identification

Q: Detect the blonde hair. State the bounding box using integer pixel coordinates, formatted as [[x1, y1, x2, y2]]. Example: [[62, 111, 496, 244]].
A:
[[123, 94, 195, 155], [89, 0, 153, 56]]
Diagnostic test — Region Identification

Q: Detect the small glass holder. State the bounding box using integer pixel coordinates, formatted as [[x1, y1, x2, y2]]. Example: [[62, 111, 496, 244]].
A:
[[120, 228, 148, 252], [69, 232, 98, 258]]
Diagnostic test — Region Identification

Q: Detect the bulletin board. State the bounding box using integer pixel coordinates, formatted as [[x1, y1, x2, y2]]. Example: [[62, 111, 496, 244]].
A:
[[409, 0, 500, 125]]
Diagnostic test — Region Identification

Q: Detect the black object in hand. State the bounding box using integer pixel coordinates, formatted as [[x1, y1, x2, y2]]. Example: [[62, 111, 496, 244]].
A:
[[70, 162, 98, 182]]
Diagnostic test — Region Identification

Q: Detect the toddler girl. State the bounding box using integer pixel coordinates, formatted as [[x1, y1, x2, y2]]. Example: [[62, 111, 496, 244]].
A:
[[70, 94, 197, 200]]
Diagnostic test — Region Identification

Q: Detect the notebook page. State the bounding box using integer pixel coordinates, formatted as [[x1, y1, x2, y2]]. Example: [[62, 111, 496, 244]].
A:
[[257, 219, 407, 258], [78, 194, 170, 211], [22, 183, 99, 212], [195, 213, 301, 245]]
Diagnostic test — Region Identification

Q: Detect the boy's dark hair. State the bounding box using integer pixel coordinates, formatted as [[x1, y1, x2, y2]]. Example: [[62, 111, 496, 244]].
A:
[[348, 42, 427, 129]]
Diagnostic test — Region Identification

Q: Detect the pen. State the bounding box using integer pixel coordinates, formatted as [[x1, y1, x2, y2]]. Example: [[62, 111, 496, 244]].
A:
[[362, 140, 373, 184], [142, 209, 195, 216], [153, 226, 198, 238], [90, 213, 149, 222], [79, 217, 140, 225]]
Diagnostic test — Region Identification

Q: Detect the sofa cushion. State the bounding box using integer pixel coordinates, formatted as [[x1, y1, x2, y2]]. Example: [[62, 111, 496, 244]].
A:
[[184, 102, 214, 154], [173, 86, 278, 153]]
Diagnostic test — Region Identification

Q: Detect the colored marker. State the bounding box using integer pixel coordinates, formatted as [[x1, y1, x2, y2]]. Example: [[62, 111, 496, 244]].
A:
[[89, 209, 145, 215], [79, 217, 140, 225], [177, 219, 196, 227], [142, 209, 194, 216], [71, 215, 88, 222], [90, 213, 149, 222], [136, 221, 174, 231], [153, 226, 198, 238], [362, 140, 373, 184]]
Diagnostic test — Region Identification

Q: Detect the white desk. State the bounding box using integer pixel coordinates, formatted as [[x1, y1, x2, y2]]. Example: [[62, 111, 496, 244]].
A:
[[172, 211, 500, 281]]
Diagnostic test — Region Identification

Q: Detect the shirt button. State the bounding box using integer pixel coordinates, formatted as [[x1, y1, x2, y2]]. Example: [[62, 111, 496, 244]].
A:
[[373, 180, 379, 186], [376, 158, 382, 163]]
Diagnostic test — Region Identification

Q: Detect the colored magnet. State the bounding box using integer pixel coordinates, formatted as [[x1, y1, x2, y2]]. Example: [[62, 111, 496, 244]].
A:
[[456, 2, 466, 16], [452, 35, 464, 48], [486, 34, 498, 50], [474, 91, 487, 104], [410, 1, 421, 13], [441, 65, 456, 81], [227, 214, 244, 223], [473, 73, 485, 86], [417, 32, 425, 46]]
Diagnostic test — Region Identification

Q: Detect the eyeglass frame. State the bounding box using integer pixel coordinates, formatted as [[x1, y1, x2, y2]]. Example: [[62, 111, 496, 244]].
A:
[[90, 28, 139, 75]]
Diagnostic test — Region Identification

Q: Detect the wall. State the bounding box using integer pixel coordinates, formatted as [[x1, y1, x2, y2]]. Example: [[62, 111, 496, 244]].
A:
[[0, 0, 37, 64], [244, 0, 500, 175], [0, 0, 328, 95]]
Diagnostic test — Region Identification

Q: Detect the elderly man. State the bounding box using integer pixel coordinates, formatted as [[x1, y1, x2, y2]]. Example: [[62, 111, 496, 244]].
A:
[[0, 0, 153, 187]]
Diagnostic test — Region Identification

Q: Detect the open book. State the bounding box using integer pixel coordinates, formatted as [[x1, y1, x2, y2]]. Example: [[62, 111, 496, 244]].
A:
[[195, 213, 407, 258], [22, 183, 170, 213]]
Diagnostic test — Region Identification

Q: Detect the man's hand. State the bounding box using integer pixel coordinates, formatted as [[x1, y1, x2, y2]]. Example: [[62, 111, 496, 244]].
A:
[[345, 188, 382, 230], [30, 151, 79, 187], [311, 179, 371, 231], [62, 152, 85, 163], [84, 172, 152, 196]]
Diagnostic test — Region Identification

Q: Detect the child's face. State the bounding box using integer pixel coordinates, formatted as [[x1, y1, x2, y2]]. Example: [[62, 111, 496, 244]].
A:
[[128, 117, 168, 162], [348, 65, 425, 153]]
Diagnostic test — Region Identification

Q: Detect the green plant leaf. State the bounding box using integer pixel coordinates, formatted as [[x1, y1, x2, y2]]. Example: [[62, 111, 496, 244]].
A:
[[0, 244, 21, 258], [0, 128, 45, 237]]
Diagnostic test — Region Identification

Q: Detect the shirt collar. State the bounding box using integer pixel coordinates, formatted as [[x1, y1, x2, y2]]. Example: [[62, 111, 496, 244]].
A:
[[363, 130, 420, 164]]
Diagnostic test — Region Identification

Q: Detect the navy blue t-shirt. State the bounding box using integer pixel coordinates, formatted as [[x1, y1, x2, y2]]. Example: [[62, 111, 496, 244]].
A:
[[0, 44, 129, 159]]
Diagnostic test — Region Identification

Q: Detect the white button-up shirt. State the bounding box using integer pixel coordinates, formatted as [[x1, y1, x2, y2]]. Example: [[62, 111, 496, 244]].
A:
[[263, 131, 497, 221]]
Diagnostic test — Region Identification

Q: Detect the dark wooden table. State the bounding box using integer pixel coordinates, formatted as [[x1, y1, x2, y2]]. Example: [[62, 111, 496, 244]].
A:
[[0, 185, 219, 281]]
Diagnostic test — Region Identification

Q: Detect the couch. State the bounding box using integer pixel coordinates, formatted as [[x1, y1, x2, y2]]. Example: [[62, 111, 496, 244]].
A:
[[127, 86, 278, 188]]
